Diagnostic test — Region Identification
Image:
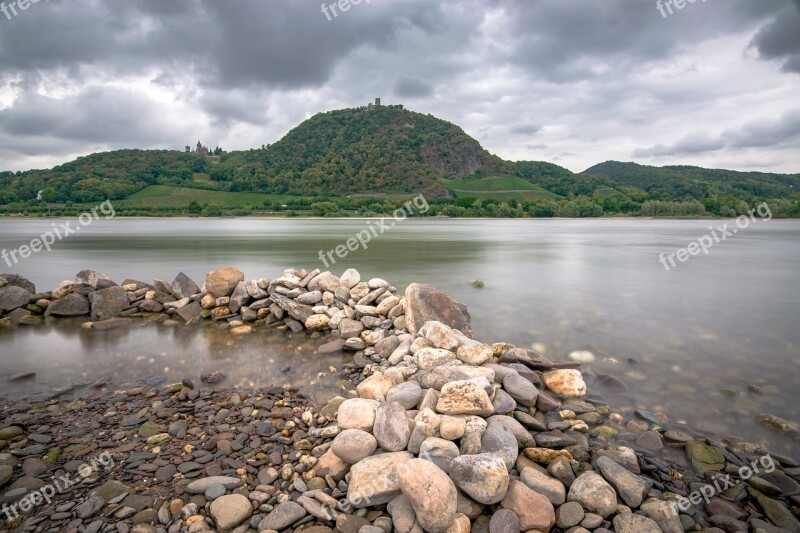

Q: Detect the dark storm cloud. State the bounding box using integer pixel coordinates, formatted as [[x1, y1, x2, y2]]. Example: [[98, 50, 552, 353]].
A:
[[749, 0, 800, 73], [0, 0, 436, 89], [500, 0, 790, 82], [0, 86, 181, 144], [394, 78, 434, 99], [0, 0, 798, 171]]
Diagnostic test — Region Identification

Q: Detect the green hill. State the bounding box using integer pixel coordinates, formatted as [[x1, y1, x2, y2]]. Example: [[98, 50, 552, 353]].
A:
[[1, 106, 798, 217], [211, 105, 515, 196], [584, 161, 800, 202]]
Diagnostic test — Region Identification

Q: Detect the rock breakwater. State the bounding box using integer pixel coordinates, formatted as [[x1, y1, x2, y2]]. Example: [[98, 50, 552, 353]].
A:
[[1, 267, 799, 533]]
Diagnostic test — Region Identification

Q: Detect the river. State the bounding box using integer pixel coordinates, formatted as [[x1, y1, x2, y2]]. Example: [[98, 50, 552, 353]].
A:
[[1, 218, 798, 454]]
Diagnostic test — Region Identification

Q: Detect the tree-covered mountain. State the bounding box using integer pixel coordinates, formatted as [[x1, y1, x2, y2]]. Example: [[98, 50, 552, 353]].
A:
[[210, 105, 514, 196], [584, 161, 799, 204], [1, 105, 798, 217]]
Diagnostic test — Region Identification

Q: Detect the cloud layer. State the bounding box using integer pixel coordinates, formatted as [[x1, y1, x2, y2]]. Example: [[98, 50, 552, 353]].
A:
[[1, 0, 798, 173]]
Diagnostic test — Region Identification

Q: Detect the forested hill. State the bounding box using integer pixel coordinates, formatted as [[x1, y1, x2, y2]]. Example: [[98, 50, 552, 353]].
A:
[[214, 105, 515, 195], [0, 105, 798, 218], [584, 161, 799, 203]]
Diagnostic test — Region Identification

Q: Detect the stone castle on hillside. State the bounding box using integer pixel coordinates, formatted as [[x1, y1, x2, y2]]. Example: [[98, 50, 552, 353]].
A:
[[186, 141, 209, 155], [185, 141, 220, 158]]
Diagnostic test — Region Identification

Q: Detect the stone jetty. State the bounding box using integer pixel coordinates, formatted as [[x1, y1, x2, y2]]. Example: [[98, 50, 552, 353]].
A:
[[1, 268, 799, 533]]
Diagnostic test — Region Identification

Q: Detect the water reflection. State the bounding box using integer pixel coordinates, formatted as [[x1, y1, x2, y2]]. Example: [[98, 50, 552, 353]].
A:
[[0, 320, 350, 405]]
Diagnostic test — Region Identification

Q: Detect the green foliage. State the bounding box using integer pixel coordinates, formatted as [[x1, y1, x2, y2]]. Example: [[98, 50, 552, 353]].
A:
[[641, 200, 706, 216], [584, 161, 799, 207], [0, 150, 208, 204]]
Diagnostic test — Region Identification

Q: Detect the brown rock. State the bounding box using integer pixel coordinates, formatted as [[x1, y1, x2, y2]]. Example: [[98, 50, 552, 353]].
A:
[[404, 283, 472, 337], [501, 480, 556, 532], [205, 267, 244, 298]]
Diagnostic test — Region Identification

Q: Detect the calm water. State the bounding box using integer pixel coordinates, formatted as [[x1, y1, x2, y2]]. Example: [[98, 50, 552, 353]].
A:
[[1, 218, 799, 453]]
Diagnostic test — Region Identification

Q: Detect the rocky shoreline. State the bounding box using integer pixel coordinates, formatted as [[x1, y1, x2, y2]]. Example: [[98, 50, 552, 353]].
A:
[[1, 268, 799, 533]]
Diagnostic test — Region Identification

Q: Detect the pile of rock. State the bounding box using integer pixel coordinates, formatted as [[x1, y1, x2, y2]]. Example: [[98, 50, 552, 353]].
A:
[[1, 268, 799, 533], [0, 268, 415, 347]]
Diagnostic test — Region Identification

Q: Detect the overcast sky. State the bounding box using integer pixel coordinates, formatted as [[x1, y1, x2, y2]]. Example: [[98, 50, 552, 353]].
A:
[[1, 0, 799, 174]]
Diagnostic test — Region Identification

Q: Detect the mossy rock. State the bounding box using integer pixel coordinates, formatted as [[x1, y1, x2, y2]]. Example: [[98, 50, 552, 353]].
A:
[[139, 421, 162, 438], [686, 440, 725, 474], [44, 447, 62, 466], [146, 433, 169, 445], [0, 426, 24, 440], [164, 383, 184, 393]]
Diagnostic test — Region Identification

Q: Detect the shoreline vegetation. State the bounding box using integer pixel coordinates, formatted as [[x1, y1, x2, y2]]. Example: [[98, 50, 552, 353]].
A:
[[1, 267, 799, 532]]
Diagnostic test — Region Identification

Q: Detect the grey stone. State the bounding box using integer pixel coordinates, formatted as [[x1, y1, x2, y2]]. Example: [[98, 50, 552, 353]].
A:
[[386, 381, 424, 409], [404, 283, 472, 337], [91, 286, 129, 321], [596, 455, 650, 508], [449, 453, 510, 505], [567, 472, 617, 518], [490, 509, 521, 533], [170, 272, 200, 298], [418, 437, 460, 474], [75, 497, 106, 519], [373, 401, 411, 452], [331, 429, 378, 464], [520, 467, 566, 505], [258, 501, 306, 531], [0, 285, 32, 312], [46, 292, 89, 317], [481, 418, 519, 472], [502, 373, 539, 407], [613, 513, 664, 533], [185, 476, 242, 494]]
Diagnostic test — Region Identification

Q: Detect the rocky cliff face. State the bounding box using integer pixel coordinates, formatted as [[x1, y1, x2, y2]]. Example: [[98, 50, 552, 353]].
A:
[[421, 133, 486, 180]]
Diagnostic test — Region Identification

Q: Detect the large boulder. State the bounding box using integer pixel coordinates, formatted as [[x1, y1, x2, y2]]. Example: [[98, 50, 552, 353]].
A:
[[205, 267, 244, 298], [0, 285, 32, 313], [397, 458, 458, 533], [347, 452, 414, 507], [567, 471, 617, 517], [373, 401, 412, 452], [404, 283, 472, 337], [436, 378, 494, 416], [449, 453, 509, 504], [171, 272, 200, 299], [46, 293, 89, 317], [0, 274, 35, 293], [91, 286, 129, 321], [73, 270, 116, 295], [337, 398, 380, 432], [500, 480, 556, 532]]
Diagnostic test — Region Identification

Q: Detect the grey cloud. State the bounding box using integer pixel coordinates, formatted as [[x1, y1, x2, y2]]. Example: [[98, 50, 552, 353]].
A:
[[0, 0, 798, 172], [394, 78, 434, 99], [0, 86, 190, 148], [510, 125, 542, 135], [634, 109, 800, 157], [749, 1, 800, 73]]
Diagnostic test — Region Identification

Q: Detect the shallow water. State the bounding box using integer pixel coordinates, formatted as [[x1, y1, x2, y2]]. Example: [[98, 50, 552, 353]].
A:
[[1, 218, 798, 454]]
